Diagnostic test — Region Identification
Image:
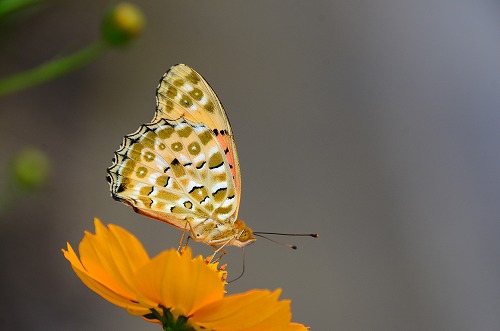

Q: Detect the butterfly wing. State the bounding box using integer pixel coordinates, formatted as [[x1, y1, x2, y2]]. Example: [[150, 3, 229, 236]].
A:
[[154, 64, 242, 213], [107, 118, 239, 243]]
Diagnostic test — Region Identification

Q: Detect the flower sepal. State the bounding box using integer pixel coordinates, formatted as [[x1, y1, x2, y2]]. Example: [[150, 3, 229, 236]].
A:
[[144, 306, 196, 331]]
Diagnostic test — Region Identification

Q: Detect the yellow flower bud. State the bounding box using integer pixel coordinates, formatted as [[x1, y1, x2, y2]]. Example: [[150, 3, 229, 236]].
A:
[[102, 2, 145, 46]]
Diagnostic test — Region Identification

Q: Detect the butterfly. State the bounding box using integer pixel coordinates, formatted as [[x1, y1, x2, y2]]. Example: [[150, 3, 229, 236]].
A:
[[107, 64, 256, 248]]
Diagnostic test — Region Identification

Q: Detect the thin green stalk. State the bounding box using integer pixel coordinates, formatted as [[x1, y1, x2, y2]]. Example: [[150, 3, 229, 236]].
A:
[[0, 0, 45, 18], [0, 40, 107, 96]]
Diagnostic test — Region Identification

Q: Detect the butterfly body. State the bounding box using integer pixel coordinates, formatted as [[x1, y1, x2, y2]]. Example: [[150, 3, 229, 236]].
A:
[[107, 64, 255, 248]]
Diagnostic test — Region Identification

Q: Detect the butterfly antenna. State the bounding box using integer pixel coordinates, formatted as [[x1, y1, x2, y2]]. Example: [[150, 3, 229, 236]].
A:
[[228, 248, 246, 283], [253, 232, 319, 250], [253, 233, 297, 249], [254, 232, 319, 238]]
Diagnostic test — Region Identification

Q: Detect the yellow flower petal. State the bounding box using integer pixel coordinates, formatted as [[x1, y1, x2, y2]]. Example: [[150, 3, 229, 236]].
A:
[[287, 322, 310, 331], [134, 247, 225, 316], [62, 242, 147, 314], [192, 289, 291, 331], [77, 218, 149, 298]]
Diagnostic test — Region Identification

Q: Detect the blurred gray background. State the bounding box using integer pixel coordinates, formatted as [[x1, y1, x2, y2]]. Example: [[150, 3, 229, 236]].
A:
[[1, 0, 500, 330]]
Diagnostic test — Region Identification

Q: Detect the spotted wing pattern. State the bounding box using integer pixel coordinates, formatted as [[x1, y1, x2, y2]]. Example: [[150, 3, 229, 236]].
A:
[[154, 64, 241, 213], [107, 117, 239, 245]]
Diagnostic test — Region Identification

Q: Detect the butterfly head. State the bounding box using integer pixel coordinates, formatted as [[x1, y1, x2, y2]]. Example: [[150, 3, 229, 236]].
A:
[[232, 219, 256, 247]]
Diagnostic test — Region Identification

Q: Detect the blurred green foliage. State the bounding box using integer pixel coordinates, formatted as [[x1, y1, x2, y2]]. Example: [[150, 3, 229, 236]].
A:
[[10, 147, 51, 191], [0, 1, 144, 96], [0, 2, 145, 214], [0, 147, 52, 215], [0, 42, 106, 96], [0, 0, 45, 18]]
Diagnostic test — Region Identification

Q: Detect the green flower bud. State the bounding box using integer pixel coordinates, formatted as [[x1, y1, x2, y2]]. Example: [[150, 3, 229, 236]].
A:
[[101, 2, 145, 46], [10, 148, 51, 191]]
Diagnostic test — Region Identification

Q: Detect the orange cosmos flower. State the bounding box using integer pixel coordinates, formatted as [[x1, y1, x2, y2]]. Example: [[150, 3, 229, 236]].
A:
[[62, 218, 308, 331]]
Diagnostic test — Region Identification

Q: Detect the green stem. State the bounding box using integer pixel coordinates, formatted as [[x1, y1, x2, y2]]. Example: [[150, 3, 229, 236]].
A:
[[0, 40, 107, 96], [0, 0, 45, 18]]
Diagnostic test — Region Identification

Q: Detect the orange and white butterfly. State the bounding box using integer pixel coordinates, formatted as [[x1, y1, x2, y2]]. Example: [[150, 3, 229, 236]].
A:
[[107, 64, 255, 248]]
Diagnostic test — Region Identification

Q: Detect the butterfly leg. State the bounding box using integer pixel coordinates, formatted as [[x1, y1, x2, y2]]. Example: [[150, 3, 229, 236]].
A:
[[207, 238, 232, 263], [210, 250, 227, 264], [178, 237, 194, 255], [177, 221, 190, 252]]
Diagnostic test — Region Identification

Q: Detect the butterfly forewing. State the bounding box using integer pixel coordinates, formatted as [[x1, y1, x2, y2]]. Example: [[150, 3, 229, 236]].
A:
[[155, 64, 241, 211]]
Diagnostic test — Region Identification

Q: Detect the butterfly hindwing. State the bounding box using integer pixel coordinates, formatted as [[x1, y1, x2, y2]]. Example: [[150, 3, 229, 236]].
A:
[[107, 118, 238, 232]]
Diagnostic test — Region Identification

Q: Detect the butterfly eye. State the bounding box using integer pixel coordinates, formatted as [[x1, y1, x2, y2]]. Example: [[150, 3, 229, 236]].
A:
[[238, 228, 253, 242]]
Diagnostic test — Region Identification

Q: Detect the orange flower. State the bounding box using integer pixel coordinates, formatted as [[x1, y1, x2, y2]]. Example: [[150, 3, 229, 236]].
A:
[[63, 218, 308, 330]]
